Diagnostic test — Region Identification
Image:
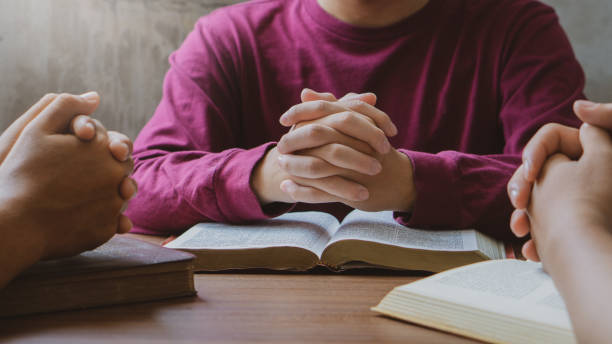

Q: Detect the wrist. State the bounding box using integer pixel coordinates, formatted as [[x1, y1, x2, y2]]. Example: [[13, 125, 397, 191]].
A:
[[539, 215, 610, 266], [251, 146, 293, 206], [541, 221, 612, 285], [392, 149, 416, 212]]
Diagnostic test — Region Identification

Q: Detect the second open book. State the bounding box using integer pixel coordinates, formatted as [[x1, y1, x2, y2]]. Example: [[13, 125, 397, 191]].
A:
[[372, 259, 575, 343], [165, 210, 506, 272]]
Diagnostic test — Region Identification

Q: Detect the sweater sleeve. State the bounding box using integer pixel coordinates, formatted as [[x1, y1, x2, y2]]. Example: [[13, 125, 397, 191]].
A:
[[396, 4, 584, 242], [126, 18, 289, 235]]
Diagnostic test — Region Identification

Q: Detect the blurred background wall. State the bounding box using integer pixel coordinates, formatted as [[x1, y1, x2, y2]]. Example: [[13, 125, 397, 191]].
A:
[[0, 0, 610, 138], [546, 0, 612, 104], [0, 0, 242, 138]]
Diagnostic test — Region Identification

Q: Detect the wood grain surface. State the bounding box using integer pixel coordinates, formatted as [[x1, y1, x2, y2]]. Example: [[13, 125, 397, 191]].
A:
[[0, 234, 481, 343]]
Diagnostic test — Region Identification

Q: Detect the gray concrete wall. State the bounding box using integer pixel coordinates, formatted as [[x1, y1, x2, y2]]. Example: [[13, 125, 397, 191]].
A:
[[543, 0, 612, 102], [0, 0, 242, 138], [0, 0, 610, 138]]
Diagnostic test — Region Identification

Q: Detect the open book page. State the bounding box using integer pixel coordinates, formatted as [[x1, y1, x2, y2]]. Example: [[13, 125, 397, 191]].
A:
[[165, 212, 339, 258], [401, 259, 572, 330], [329, 210, 497, 255]]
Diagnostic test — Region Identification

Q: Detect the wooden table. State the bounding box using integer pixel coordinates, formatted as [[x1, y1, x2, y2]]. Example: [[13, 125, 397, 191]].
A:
[[0, 236, 481, 344]]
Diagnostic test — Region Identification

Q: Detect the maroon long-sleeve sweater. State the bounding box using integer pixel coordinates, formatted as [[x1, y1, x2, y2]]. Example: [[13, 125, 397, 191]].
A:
[[127, 0, 584, 242]]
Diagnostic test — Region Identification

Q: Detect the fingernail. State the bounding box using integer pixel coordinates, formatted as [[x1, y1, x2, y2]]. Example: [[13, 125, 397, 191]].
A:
[[131, 179, 138, 196], [370, 161, 382, 175], [389, 124, 398, 137], [521, 245, 529, 260], [79, 91, 99, 102], [576, 100, 599, 110], [279, 115, 289, 126], [120, 143, 130, 161], [510, 209, 521, 224], [280, 180, 295, 193], [510, 187, 518, 202], [111, 140, 129, 161], [523, 160, 531, 179], [357, 188, 369, 201], [379, 138, 391, 153]]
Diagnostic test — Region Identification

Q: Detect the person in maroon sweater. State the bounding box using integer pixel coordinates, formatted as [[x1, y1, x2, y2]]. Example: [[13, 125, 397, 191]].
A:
[[127, 0, 585, 241]]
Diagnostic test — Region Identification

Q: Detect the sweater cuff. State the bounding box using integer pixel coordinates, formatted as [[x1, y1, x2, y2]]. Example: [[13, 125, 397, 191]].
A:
[[214, 142, 293, 222], [395, 150, 462, 229]]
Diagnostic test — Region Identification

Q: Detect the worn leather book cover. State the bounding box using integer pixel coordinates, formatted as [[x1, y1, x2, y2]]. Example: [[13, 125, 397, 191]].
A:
[[0, 236, 196, 317]]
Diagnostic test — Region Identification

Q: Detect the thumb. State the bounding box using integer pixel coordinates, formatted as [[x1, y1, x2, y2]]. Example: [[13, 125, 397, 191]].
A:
[[574, 100, 612, 130], [0, 94, 58, 164], [29, 92, 100, 134], [535, 153, 572, 183], [339, 92, 377, 106], [301, 88, 337, 102], [579, 122, 612, 158]]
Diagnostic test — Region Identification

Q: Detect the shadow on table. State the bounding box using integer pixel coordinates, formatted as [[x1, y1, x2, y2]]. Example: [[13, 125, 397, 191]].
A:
[[0, 294, 200, 340]]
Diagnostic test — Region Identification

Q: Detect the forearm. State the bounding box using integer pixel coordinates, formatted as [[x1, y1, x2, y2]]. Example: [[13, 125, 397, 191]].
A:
[[396, 150, 521, 242], [0, 200, 44, 289], [542, 225, 612, 343], [127, 143, 289, 234]]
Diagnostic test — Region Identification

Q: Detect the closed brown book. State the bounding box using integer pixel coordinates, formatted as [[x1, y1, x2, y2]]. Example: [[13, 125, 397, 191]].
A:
[[0, 236, 196, 317]]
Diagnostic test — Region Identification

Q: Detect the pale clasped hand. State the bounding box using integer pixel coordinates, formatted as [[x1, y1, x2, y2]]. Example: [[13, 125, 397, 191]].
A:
[[252, 89, 416, 213]]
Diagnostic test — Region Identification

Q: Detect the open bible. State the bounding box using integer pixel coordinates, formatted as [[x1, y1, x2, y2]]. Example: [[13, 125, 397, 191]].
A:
[[372, 259, 575, 344], [164, 210, 505, 272]]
